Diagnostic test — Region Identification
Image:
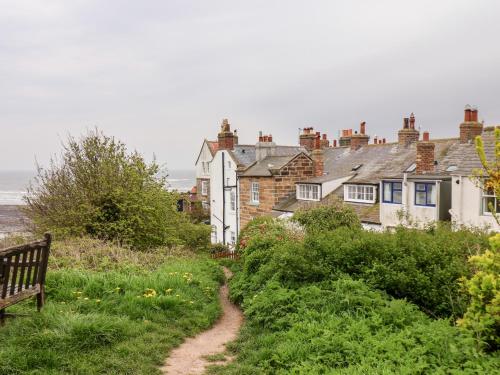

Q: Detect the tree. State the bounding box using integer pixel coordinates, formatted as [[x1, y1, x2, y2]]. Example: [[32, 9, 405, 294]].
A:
[[24, 129, 184, 249], [473, 128, 500, 223]]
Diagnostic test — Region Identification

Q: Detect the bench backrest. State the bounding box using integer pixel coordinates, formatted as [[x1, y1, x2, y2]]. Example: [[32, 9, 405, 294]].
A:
[[0, 233, 51, 310]]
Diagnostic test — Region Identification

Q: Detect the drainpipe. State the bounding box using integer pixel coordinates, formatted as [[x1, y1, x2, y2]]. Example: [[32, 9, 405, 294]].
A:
[[436, 181, 441, 221], [403, 173, 408, 222], [222, 152, 226, 245]]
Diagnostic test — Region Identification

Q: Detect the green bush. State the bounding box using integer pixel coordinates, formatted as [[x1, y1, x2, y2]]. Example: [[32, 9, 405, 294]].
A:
[[179, 222, 211, 251], [24, 129, 186, 250], [458, 233, 500, 351], [292, 204, 361, 233]]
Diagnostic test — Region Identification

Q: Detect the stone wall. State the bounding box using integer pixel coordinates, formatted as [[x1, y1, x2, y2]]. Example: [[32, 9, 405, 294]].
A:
[[196, 178, 210, 210], [239, 154, 314, 228]]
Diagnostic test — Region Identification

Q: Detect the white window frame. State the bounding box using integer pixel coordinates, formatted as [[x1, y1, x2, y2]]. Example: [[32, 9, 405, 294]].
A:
[[230, 190, 236, 211], [481, 184, 498, 216], [251, 182, 260, 203], [344, 184, 376, 203], [296, 184, 320, 201], [201, 180, 208, 196]]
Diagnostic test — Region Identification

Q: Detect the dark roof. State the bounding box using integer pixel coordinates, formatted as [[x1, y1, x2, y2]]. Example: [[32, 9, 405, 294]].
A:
[[273, 191, 380, 224], [240, 146, 307, 177], [229, 145, 256, 168]]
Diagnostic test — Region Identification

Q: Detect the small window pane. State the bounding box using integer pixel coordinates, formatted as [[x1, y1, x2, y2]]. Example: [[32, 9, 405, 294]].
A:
[[383, 183, 391, 201], [427, 184, 436, 205], [393, 182, 402, 190], [393, 190, 402, 204], [416, 191, 426, 205]]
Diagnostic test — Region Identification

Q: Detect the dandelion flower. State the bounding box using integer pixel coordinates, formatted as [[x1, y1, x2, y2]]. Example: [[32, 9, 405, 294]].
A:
[[96, 299, 101, 303], [84, 297, 89, 300]]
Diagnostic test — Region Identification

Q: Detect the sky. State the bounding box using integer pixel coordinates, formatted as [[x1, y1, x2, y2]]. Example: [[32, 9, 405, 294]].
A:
[[1, 0, 500, 171]]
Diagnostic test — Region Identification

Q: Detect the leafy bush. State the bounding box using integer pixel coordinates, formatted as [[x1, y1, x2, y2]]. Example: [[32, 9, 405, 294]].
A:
[[211, 243, 230, 253], [24, 129, 186, 250], [178, 222, 211, 251], [458, 233, 500, 351], [213, 278, 499, 374], [292, 204, 361, 233]]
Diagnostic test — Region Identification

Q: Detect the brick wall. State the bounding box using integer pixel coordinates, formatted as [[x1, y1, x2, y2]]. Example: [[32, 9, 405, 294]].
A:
[[459, 123, 483, 144], [398, 129, 420, 146], [239, 154, 314, 228], [416, 142, 435, 174], [196, 178, 210, 209]]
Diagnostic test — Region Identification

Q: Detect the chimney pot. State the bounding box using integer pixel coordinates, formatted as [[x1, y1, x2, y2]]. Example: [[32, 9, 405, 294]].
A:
[[409, 113, 415, 129], [333, 139, 337, 147], [322, 133, 327, 140], [268, 135, 273, 142], [423, 131, 430, 141], [374, 136, 378, 144], [382, 138, 386, 144], [403, 117, 409, 129], [360, 121, 366, 135]]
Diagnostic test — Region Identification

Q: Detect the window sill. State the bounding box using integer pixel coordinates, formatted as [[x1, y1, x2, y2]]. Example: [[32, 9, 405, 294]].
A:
[[345, 199, 376, 204], [249, 201, 260, 206], [382, 201, 402, 205]]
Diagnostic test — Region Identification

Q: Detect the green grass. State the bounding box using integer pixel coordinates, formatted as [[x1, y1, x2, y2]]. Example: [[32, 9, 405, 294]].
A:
[[0, 238, 224, 375]]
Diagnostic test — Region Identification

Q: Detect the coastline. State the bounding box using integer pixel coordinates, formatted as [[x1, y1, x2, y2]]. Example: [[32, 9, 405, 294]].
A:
[[0, 205, 29, 238]]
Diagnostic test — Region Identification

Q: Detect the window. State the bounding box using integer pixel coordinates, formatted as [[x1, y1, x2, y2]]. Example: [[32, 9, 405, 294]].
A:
[[201, 180, 208, 196], [230, 231, 236, 245], [251, 182, 259, 203], [202, 201, 209, 210], [230, 191, 236, 211], [296, 184, 320, 201], [481, 186, 500, 215], [414, 182, 436, 207], [382, 181, 402, 204], [344, 184, 376, 203]]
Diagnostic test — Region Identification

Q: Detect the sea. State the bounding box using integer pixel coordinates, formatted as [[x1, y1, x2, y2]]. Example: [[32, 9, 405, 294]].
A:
[[0, 169, 196, 206]]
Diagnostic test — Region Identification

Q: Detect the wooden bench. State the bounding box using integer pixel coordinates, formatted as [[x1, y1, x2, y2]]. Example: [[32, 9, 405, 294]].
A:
[[0, 233, 51, 322]]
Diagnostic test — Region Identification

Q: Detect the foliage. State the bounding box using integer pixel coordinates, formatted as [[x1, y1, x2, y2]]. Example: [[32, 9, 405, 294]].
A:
[[0, 239, 223, 375], [178, 222, 211, 251], [458, 233, 500, 351], [24, 129, 187, 249], [292, 204, 361, 233], [211, 243, 230, 253], [188, 201, 210, 224], [210, 278, 499, 374], [231, 216, 488, 318], [472, 127, 500, 223]]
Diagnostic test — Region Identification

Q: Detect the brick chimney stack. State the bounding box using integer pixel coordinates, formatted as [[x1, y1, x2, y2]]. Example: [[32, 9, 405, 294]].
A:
[[460, 105, 483, 143], [320, 133, 330, 148], [217, 119, 238, 150], [350, 122, 370, 151], [312, 134, 324, 177], [398, 113, 420, 146], [416, 131, 435, 174], [299, 127, 317, 151], [339, 129, 352, 146]]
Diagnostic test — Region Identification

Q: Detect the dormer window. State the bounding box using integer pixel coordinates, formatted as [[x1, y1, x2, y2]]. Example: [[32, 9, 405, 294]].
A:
[[297, 184, 320, 201], [344, 184, 376, 203]]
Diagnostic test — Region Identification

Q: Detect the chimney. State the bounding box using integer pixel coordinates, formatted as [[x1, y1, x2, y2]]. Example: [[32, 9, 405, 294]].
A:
[[382, 138, 386, 144], [460, 105, 483, 143], [416, 131, 435, 174], [373, 136, 378, 144], [312, 134, 324, 177], [320, 133, 330, 148], [256, 133, 276, 161], [218, 119, 237, 150], [350, 122, 370, 150], [299, 127, 317, 151], [398, 113, 420, 146], [333, 139, 337, 147]]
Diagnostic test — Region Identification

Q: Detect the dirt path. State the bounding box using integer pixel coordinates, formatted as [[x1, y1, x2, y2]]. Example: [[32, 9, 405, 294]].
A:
[[161, 267, 243, 375]]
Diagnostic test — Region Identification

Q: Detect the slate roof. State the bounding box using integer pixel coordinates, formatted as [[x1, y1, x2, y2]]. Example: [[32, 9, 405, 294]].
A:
[[229, 145, 256, 168], [304, 138, 461, 185], [239, 146, 308, 177]]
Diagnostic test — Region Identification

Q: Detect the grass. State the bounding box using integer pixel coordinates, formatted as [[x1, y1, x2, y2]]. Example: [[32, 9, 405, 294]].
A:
[[0, 237, 224, 375]]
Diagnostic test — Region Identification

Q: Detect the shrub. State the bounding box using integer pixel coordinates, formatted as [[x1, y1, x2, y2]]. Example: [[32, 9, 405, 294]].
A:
[[458, 233, 500, 351], [292, 204, 361, 233], [24, 129, 185, 249], [179, 222, 211, 251]]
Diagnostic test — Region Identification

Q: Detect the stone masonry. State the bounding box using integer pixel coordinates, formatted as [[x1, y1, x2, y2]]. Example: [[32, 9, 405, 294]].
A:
[[239, 154, 314, 228]]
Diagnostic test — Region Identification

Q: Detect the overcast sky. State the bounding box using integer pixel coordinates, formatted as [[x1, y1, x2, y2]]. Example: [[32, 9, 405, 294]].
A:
[[1, 0, 500, 171]]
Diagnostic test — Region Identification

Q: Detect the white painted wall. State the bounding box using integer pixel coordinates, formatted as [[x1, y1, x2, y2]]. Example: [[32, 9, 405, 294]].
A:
[[380, 179, 441, 228], [210, 150, 239, 245], [450, 176, 500, 231], [195, 141, 213, 179]]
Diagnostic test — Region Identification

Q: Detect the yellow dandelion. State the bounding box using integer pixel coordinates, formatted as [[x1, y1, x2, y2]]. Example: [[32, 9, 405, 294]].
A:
[[96, 299, 101, 303], [84, 297, 89, 300]]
